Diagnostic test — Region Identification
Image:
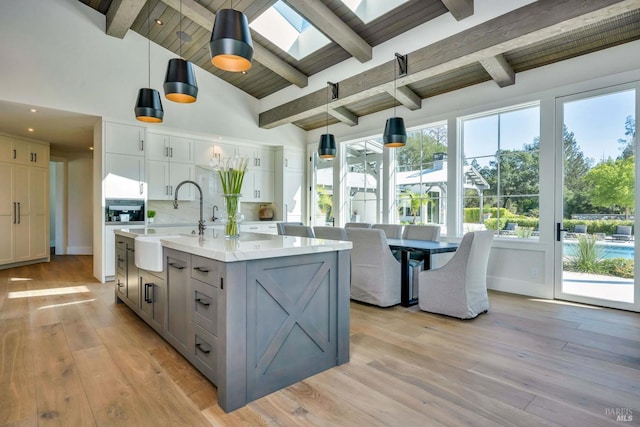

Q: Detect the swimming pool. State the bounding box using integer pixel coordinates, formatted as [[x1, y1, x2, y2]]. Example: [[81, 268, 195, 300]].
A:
[[563, 241, 635, 260]]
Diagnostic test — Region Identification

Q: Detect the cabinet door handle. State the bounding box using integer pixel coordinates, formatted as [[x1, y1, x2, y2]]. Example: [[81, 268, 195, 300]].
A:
[[140, 138, 144, 152], [12, 149, 16, 159], [193, 266, 209, 273], [34, 153, 37, 162], [169, 262, 184, 270], [17, 203, 20, 224], [170, 147, 173, 158], [13, 202, 16, 224], [195, 298, 210, 307], [30, 153, 33, 162], [220, 277, 224, 290], [164, 146, 169, 157], [139, 182, 143, 195], [144, 283, 153, 303], [195, 342, 211, 355], [117, 280, 124, 288], [285, 158, 288, 167]]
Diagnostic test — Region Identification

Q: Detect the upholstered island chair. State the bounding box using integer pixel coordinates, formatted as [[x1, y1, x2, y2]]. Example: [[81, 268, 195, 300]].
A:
[[281, 223, 315, 238], [276, 222, 303, 235], [418, 230, 494, 319], [372, 223, 403, 239], [313, 226, 348, 240], [346, 228, 401, 307]]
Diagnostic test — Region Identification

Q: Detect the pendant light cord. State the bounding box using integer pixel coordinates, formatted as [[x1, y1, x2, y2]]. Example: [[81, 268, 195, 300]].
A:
[[179, 0, 182, 57], [393, 56, 397, 118]]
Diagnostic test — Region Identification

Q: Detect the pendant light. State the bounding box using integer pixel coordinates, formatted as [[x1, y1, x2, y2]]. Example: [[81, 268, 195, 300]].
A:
[[135, 0, 164, 122], [383, 53, 408, 147], [164, 0, 198, 103], [209, 0, 253, 72], [318, 82, 338, 159]]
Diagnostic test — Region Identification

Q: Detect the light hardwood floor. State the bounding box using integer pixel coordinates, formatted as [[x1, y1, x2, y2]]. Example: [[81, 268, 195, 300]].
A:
[[1, 256, 639, 426]]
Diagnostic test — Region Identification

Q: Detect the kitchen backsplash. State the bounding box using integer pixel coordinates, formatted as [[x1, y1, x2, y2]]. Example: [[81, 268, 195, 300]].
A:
[[148, 199, 266, 224]]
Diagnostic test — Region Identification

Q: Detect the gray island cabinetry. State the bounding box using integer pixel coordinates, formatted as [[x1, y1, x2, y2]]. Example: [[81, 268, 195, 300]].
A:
[[114, 229, 351, 412]]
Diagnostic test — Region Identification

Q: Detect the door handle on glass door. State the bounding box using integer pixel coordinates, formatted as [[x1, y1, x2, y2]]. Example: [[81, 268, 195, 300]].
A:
[[556, 223, 568, 241]]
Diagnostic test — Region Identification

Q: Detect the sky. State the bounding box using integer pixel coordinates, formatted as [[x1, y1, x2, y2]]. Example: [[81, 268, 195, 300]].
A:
[[462, 89, 635, 165]]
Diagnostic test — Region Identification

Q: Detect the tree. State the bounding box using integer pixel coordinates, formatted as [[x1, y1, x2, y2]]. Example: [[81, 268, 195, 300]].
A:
[[584, 156, 635, 218], [396, 125, 447, 170], [618, 115, 636, 159]]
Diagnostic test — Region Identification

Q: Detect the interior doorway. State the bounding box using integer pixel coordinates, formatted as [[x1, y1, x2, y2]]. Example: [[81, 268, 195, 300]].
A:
[[49, 160, 66, 255]]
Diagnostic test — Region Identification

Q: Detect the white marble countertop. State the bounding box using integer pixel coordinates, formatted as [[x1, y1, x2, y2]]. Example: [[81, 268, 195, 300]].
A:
[[114, 227, 351, 262]]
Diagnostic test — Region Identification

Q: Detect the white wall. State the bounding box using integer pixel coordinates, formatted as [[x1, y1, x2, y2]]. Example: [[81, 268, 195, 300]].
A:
[[66, 153, 93, 254], [0, 0, 306, 148]]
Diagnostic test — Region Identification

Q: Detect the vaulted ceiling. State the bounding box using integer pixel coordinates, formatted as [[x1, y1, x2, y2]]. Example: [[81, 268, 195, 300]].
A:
[[79, 0, 640, 132]]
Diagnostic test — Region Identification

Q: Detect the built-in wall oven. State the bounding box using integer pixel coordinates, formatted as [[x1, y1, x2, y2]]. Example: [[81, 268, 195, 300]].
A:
[[105, 199, 145, 224]]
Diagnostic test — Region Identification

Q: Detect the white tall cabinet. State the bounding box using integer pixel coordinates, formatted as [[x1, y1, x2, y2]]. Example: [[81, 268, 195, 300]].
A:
[[275, 148, 306, 223], [146, 132, 194, 200], [104, 122, 146, 199], [0, 134, 49, 267]]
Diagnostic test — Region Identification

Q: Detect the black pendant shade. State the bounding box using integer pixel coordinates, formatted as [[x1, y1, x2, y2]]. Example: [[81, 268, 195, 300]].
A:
[[164, 58, 198, 103], [383, 117, 407, 147], [318, 134, 336, 159], [209, 9, 253, 72], [135, 88, 164, 123]]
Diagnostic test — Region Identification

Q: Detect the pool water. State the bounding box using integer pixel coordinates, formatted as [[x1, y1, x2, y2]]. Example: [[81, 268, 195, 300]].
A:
[[563, 242, 635, 260]]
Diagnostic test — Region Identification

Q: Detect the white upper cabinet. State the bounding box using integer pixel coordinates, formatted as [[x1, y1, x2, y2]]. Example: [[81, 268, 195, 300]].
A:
[[0, 135, 49, 167], [236, 145, 274, 171], [147, 132, 193, 163], [105, 122, 145, 156], [105, 153, 146, 199]]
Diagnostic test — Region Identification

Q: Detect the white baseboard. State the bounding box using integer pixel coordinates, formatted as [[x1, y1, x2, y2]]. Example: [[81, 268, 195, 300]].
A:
[[66, 246, 93, 255]]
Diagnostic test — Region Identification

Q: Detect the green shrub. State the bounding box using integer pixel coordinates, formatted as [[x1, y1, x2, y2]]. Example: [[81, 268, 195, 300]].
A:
[[598, 258, 634, 278], [565, 235, 603, 274], [464, 207, 514, 223]]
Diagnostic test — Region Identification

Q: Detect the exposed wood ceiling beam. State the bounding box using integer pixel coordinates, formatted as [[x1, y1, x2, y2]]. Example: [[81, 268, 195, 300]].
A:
[[259, 0, 640, 129], [285, 0, 373, 63], [441, 0, 474, 21], [329, 107, 358, 126], [479, 54, 515, 87], [106, 0, 146, 38], [159, 0, 308, 88], [386, 86, 422, 110]]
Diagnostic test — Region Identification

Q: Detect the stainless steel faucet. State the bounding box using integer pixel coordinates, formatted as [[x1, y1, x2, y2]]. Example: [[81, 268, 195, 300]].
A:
[[173, 180, 206, 235], [212, 205, 219, 222]]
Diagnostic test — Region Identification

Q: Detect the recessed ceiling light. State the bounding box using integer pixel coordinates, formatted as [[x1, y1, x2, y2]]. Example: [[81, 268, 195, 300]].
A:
[[89, 147, 94, 151], [29, 108, 37, 113], [155, 19, 163, 25], [28, 128, 34, 132]]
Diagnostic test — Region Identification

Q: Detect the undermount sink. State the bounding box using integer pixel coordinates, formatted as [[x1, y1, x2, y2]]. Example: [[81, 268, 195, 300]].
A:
[[134, 235, 181, 272]]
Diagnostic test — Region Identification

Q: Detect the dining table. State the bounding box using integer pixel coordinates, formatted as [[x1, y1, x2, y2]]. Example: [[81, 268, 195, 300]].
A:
[[386, 238, 459, 307]]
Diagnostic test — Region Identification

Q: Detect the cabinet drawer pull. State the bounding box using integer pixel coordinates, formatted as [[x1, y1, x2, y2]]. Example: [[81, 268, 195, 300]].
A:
[[195, 342, 211, 355], [116, 240, 125, 245], [144, 283, 153, 303], [117, 280, 124, 288], [193, 266, 209, 273], [169, 262, 184, 270], [195, 298, 210, 307]]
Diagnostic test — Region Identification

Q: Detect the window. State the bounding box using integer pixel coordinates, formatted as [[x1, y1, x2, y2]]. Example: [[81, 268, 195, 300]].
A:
[[394, 123, 448, 229], [250, 1, 331, 60], [461, 104, 540, 238], [344, 138, 383, 224], [340, 0, 410, 24], [313, 153, 335, 226]]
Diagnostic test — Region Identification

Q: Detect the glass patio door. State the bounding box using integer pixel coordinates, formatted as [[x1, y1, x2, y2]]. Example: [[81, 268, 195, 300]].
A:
[[555, 85, 638, 311]]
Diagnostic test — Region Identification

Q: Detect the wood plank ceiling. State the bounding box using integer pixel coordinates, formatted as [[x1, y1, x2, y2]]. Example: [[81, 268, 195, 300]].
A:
[[78, 0, 640, 132]]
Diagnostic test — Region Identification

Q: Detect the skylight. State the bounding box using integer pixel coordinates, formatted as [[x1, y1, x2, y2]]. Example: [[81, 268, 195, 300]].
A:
[[340, 0, 410, 24], [250, 1, 330, 61]]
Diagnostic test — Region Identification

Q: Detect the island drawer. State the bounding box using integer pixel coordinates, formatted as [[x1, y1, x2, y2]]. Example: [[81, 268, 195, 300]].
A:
[[191, 323, 217, 383], [190, 255, 221, 286], [191, 279, 218, 335]]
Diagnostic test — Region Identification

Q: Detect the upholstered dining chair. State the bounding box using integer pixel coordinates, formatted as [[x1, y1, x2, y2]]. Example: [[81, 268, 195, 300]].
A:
[[344, 222, 372, 228], [313, 226, 348, 240], [402, 224, 441, 241], [372, 223, 403, 239], [282, 224, 315, 238], [346, 228, 401, 307], [418, 230, 494, 319], [276, 222, 303, 235]]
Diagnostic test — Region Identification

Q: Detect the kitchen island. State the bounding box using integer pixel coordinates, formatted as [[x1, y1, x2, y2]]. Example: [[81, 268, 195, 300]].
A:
[[114, 228, 351, 412]]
